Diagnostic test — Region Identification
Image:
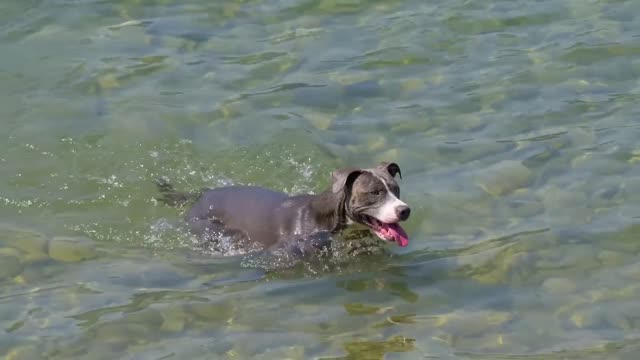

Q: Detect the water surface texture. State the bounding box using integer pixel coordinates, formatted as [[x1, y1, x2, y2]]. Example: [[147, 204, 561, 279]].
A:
[[2, 0, 640, 358]]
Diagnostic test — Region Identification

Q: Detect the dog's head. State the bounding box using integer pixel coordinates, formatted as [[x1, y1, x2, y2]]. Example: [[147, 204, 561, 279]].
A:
[[331, 162, 410, 247]]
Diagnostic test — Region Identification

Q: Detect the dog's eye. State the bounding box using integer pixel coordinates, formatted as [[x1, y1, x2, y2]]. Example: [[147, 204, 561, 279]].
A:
[[369, 190, 382, 196]]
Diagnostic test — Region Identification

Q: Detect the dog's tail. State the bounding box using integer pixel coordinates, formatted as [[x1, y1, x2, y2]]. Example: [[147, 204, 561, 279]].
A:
[[154, 178, 200, 208]]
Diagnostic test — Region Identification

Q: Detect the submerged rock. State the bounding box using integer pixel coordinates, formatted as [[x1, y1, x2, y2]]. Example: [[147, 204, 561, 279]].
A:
[[401, 78, 426, 93], [0, 255, 23, 280], [19, 260, 65, 283], [471, 249, 536, 285], [252, 345, 305, 360], [542, 277, 577, 295], [304, 110, 334, 130], [159, 305, 189, 333], [0, 247, 23, 258], [48, 237, 97, 263], [597, 250, 627, 267], [125, 308, 164, 330], [434, 310, 512, 337], [93, 322, 151, 348], [541, 186, 592, 226], [186, 301, 235, 324], [567, 305, 632, 331], [0, 227, 48, 257], [474, 160, 532, 196], [2, 344, 44, 360], [452, 332, 511, 353]]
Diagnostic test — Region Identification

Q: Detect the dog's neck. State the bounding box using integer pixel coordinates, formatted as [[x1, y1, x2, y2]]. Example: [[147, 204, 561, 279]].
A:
[[308, 188, 350, 233]]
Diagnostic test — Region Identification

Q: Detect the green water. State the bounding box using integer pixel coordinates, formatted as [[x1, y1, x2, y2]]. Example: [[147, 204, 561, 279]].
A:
[[2, 0, 640, 358]]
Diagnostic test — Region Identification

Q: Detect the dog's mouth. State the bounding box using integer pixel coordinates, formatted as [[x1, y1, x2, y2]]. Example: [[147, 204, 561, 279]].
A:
[[361, 215, 409, 247]]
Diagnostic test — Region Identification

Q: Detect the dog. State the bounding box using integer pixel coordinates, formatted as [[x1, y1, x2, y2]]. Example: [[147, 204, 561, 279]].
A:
[[155, 162, 410, 257]]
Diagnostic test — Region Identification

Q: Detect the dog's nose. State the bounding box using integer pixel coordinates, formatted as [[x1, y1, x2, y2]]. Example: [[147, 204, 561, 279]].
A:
[[397, 205, 411, 221]]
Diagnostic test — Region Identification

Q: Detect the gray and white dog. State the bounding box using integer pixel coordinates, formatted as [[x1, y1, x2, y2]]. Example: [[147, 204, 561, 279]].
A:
[[156, 162, 410, 256]]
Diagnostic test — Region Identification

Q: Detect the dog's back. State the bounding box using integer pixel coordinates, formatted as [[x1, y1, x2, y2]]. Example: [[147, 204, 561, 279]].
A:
[[187, 186, 292, 247]]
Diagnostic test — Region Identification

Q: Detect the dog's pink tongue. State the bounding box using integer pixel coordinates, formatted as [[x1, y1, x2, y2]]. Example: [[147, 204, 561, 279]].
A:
[[384, 223, 409, 247]]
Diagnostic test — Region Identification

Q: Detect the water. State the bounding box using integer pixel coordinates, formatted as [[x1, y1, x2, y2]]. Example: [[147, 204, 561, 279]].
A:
[[1, 0, 640, 358]]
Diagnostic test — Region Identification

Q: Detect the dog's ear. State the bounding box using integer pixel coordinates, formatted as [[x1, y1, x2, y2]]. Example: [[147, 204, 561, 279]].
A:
[[331, 167, 362, 193], [378, 162, 402, 179]]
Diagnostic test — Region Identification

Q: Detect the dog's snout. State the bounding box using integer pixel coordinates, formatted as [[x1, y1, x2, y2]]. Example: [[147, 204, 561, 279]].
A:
[[397, 205, 411, 221]]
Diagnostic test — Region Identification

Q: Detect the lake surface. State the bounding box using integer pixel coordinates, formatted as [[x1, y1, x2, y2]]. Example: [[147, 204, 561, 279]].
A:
[[2, 0, 640, 358]]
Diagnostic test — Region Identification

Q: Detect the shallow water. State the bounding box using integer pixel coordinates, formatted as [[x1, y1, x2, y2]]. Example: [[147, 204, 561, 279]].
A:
[[2, 0, 640, 358]]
